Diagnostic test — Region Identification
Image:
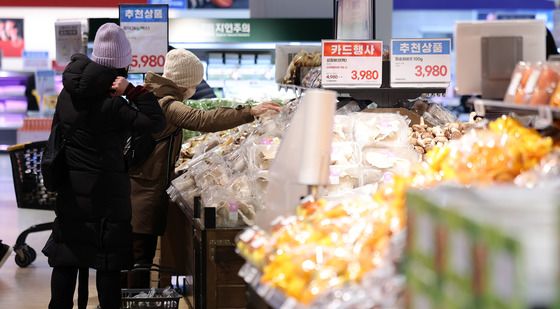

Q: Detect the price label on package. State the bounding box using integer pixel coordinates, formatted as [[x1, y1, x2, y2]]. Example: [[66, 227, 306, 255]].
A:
[[119, 4, 168, 74], [322, 40, 383, 88], [391, 38, 451, 88]]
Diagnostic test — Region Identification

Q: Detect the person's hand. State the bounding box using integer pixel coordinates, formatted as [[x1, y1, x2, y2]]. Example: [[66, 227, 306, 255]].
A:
[[250, 102, 282, 117], [111, 76, 130, 97]]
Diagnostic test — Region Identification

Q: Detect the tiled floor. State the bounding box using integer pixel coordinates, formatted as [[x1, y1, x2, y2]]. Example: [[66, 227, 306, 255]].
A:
[[0, 154, 100, 308], [0, 154, 188, 308]]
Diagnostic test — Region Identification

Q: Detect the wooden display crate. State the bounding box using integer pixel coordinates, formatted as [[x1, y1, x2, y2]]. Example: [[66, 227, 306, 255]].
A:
[[183, 197, 248, 309]]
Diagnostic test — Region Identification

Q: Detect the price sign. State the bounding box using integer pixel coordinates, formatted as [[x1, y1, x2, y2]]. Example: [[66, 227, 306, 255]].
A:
[[322, 40, 383, 88], [55, 21, 82, 65], [119, 4, 168, 74], [391, 38, 451, 88]]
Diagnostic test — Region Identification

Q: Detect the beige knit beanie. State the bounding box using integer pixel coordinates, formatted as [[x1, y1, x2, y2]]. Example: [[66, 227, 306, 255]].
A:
[[163, 49, 204, 99]]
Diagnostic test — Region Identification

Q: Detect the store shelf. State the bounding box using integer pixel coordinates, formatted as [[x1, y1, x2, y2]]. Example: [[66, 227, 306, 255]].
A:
[[278, 84, 447, 107], [466, 99, 560, 127]]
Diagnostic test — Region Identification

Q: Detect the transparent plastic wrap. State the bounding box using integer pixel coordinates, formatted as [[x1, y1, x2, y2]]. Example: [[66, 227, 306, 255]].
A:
[[503, 62, 560, 106], [352, 113, 410, 147], [330, 142, 360, 165], [514, 151, 560, 188], [202, 186, 257, 228], [191, 133, 222, 158], [251, 170, 270, 204], [249, 193, 395, 305], [529, 62, 560, 105], [504, 61, 532, 104], [224, 147, 248, 174], [193, 154, 231, 189], [361, 146, 418, 176], [333, 115, 355, 142], [422, 103, 457, 126], [248, 138, 281, 171], [324, 165, 362, 196], [301, 67, 322, 88]]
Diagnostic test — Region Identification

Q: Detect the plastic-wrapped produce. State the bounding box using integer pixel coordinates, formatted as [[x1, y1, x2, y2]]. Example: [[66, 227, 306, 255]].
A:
[[352, 113, 410, 147]]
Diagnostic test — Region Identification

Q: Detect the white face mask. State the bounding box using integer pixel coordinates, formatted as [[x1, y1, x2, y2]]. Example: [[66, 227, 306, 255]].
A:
[[183, 87, 196, 100]]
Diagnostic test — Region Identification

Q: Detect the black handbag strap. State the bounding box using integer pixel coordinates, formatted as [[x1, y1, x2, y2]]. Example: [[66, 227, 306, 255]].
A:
[[62, 111, 88, 142]]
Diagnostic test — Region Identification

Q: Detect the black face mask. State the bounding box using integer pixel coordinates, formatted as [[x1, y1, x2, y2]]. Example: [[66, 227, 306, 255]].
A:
[[115, 67, 129, 79]]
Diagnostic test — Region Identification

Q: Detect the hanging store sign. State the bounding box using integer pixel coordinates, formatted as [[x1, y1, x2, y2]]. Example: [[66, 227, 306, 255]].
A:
[[119, 4, 168, 74], [55, 21, 82, 65], [169, 19, 332, 44], [321, 40, 383, 88], [148, 0, 186, 9], [390, 38, 451, 88]]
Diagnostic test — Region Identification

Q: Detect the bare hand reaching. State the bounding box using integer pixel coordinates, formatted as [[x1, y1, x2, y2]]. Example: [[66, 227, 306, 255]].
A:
[[250, 102, 282, 117], [111, 76, 130, 97]]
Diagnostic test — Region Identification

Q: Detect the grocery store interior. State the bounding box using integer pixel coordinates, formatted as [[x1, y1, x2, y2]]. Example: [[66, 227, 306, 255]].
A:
[[2, 0, 560, 308]]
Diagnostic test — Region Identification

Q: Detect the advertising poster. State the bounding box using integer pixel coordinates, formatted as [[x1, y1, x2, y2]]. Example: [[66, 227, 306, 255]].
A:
[[188, 0, 248, 9], [55, 21, 82, 65], [0, 18, 24, 57]]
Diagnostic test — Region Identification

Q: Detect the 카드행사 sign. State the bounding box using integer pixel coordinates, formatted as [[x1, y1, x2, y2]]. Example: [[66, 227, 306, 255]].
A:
[[321, 40, 383, 88]]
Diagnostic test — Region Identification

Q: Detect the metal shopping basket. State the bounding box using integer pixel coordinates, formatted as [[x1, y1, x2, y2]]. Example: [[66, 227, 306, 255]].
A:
[[121, 288, 181, 309], [7, 141, 56, 267], [121, 264, 182, 309]]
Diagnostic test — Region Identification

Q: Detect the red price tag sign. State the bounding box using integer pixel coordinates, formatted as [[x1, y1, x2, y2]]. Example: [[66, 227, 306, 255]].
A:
[[390, 38, 451, 88], [322, 40, 383, 88], [130, 54, 166, 69], [120, 5, 168, 74]]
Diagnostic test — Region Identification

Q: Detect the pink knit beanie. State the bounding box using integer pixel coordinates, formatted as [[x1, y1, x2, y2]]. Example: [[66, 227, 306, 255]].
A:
[[91, 23, 132, 69]]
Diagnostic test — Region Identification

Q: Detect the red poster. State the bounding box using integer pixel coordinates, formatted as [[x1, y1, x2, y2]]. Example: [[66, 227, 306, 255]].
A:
[[0, 19, 24, 57], [0, 0, 146, 7]]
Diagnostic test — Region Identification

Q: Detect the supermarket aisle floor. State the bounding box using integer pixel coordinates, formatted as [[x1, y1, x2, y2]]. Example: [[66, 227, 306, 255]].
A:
[[0, 154, 189, 309], [0, 154, 99, 308]]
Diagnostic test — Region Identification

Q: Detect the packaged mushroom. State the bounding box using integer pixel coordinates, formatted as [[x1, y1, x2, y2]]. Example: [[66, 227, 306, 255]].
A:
[[361, 146, 418, 176], [353, 113, 410, 147], [325, 165, 362, 196], [409, 121, 474, 156], [282, 50, 322, 85], [331, 142, 360, 165], [333, 115, 355, 142], [248, 136, 281, 170]]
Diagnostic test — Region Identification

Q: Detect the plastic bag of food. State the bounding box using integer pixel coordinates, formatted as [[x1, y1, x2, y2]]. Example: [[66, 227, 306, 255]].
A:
[[333, 115, 355, 142], [423, 103, 457, 126], [301, 67, 322, 88], [505, 62, 532, 104], [530, 62, 560, 105], [361, 146, 418, 176], [331, 142, 360, 165], [324, 165, 362, 196], [352, 113, 410, 147]]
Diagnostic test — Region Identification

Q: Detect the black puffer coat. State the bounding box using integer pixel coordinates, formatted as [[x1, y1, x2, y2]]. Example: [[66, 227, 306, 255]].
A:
[[43, 54, 165, 271]]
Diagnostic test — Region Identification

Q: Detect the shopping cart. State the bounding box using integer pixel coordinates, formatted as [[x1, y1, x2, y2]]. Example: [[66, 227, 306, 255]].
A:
[[7, 141, 56, 267]]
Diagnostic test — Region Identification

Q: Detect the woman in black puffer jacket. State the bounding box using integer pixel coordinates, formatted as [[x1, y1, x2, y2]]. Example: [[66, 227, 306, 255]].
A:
[[43, 23, 165, 309]]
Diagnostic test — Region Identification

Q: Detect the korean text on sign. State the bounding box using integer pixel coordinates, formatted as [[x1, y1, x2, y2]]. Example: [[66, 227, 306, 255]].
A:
[[121, 6, 168, 23], [323, 42, 382, 57], [391, 40, 451, 55]]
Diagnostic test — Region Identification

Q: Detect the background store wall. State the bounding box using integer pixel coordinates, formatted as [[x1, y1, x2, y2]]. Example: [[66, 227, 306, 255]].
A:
[[0, 7, 117, 71], [250, 0, 393, 45]]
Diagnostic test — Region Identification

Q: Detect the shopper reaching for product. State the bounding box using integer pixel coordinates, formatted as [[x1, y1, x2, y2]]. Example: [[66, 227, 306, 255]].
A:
[[127, 48, 280, 288]]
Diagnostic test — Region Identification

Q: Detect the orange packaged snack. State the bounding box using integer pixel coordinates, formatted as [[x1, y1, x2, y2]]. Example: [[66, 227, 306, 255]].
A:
[[530, 64, 559, 105]]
